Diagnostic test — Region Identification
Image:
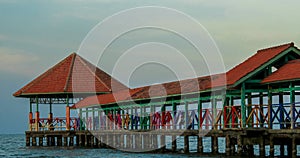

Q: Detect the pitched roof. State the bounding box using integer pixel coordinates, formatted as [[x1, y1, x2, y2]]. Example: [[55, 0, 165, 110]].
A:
[[73, 42, 298, 108], [14, 53, 127, 97], [261, 59, 300, 84], [226, 42, 294, 86], [74, 73, 226, 108]]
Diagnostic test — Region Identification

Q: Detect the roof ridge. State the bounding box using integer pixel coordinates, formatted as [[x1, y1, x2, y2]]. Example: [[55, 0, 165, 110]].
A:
[[63, 52, 76, 92], [76, 55, 111, 92], [257, 42, 294, 52]]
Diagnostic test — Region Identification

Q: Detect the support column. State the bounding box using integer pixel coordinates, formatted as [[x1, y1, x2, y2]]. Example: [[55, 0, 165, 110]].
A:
[[35, 97, 39, 131], [29, 102, 33, 131], [225, 135, 231, 156], [198, 99, 202, 130], [279, 93, 284, 129], [241, 83, 246, 128], [212, 98, 217, 129], [292, 136, 297, 158], [66, 96, 70, 131], [172, 135, 177, 152], [185, 101, 189, 129], [247, 93, 253, 127], [270, 135, 274, 157], [172, 100, 177, 130], [237, 135, 242, 156], [290, 82, 295, 129], [198, 135, 203, 154], [49, 99, 53, 130], [184, 135, 189, 153], [259, 92, 264, 127], [260, 137, 265, 157], [212, 135, 218, 154], [268, 85, 273, 129], [160, 134, 165, 152]]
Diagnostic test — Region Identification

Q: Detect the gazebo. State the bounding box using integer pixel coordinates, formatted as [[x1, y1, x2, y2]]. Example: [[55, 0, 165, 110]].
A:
[[14, 53, 127, 131]]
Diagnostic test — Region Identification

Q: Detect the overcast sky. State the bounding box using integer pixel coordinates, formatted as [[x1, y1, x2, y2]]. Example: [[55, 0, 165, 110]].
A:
[[1, 0, 300, 134]]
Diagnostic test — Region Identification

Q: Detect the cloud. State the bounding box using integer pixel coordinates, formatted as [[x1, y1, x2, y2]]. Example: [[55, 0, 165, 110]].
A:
[[0, 47, 39, 76]]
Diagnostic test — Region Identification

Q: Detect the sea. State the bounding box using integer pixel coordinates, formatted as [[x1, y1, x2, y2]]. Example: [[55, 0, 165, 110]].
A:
[[0, 134, 292, 157]]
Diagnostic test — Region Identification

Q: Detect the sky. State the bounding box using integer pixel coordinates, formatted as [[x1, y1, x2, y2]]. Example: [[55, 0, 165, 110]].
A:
[[1, 0, 300, 134]]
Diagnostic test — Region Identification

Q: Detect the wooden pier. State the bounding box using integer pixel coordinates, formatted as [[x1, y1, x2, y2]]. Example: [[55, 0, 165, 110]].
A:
[[14, 43, 300, 157], [25, 128, 300, 157]]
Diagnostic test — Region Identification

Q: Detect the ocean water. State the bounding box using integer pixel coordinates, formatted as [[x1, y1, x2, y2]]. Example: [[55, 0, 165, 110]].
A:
[[2, 134, 296, 157], [0, 134, 217, 158]]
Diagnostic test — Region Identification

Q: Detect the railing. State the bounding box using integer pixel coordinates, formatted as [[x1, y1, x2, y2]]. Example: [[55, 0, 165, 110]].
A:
[[29, 117, 79, 131]]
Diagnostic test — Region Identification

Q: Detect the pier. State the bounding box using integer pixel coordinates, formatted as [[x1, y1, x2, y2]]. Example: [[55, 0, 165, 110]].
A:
[[14, 42, 300, 157]]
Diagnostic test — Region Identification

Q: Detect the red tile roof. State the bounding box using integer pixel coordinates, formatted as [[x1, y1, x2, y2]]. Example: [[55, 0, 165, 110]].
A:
[[74, 73, 227, 108], [73, 42, 296, 108], [13, 53, 127, 97], [226, 42, 294, 86], [261, 59, 300, 84]]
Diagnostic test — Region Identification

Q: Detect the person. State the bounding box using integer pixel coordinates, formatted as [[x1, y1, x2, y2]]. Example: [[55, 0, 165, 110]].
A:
[[107, 111, 113, 130], [124, 113, 130, 129]]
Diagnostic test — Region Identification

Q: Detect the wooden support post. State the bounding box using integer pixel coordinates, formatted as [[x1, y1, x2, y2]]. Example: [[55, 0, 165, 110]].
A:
[[153, 134, 158, 149], [125, 134, 129, 149], [247, 93, 253, 127], [198, 135, 203, 154], [91, 135, 94, 147], [212, 136, 218, 154], [226, 135, 231, 156], [223, 96, 228, 129], [212, 98, 217, 129], [259, 92, 264, 128], [26, 135, 30, 146], [79, 135, 83, 146], [66, 96, 70, 131], [279, 93, 284, 129], [32, 137, 36, 146], [260, 138, 265, 157], [160, 134, 165, 152], [51, 137, 55, 146], [290, 82, 295, 129], [237, 135, 242, 156], [230, 96, 234, 128], [292, 136, 297, 158], [39, 137, 43, 146], [120, 134, 124, 149], [35, 97, 39, 131], [143, 134, 148, 150], [161, 105, 166, 129], [198, 99, 202, 130], [269, 135, 274, 157], [29, 102, 33, 131], [241, 83, 246, 128], [85, 134, 88, 147], [172, 135, 177, 152], [268, 85, 273, 129], [173, 101, 177, 130], [185, 101, 189, 129], [61, 137, 66, 146], [69, 136, 74, 146], [49, 99, 53, 131], [184, 135, 189, 153]]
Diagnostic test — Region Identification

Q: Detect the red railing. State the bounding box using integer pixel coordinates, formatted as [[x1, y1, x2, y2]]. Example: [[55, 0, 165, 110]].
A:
[[29, 117, 78, 131]]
